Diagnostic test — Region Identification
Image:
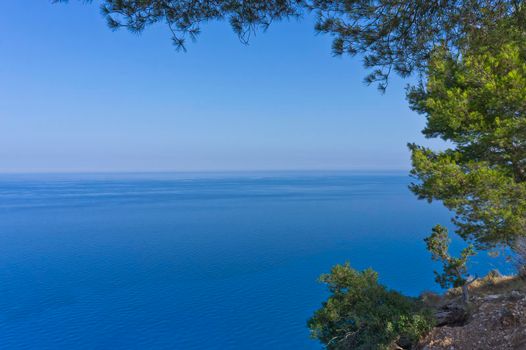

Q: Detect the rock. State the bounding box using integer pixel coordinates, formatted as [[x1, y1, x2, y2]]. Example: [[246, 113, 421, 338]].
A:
[[419, 286, 526, 350], [508, 291, 522, 301], [500, 309, 518, 327], [434, 302, 469, 327]]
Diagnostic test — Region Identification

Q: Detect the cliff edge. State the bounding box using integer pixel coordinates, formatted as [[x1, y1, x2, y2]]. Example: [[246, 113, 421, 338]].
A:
[[419, 275, 526, 350]]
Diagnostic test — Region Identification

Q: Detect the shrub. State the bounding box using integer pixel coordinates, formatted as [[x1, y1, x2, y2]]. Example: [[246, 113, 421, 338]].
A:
[[425, 225, 476, 304], [308, 263, 434, 350]]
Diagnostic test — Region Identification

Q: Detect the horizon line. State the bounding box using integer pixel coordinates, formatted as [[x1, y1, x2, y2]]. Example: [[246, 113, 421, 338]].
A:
[[0, 168, 411, 176]]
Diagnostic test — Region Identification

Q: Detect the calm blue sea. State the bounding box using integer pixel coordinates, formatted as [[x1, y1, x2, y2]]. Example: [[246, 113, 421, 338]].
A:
[[0, 172, 509, 349]]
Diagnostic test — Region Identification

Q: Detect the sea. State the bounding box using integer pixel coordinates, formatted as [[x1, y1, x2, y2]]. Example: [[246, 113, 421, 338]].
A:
[[0, 172, 510, 349]]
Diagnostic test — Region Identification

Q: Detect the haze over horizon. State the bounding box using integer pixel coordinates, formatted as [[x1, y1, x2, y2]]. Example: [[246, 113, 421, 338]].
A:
[[1, 1, 443, 173]]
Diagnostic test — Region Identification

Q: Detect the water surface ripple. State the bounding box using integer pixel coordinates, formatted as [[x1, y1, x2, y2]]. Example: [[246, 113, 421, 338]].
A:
[[0, 172, 507, 349]]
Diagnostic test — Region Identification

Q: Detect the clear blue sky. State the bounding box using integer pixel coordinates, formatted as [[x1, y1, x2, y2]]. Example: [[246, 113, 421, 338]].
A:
[[0, 1, 442, 173]]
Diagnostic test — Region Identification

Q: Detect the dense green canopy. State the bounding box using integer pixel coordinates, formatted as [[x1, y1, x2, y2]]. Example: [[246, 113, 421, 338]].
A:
[[408, 24, 526, 249]]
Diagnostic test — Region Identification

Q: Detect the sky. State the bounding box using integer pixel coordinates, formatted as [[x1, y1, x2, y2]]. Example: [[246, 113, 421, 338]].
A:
[[0, 1, 443, 173]]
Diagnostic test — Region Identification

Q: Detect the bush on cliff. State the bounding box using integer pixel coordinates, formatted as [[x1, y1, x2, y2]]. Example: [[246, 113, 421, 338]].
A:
[[308, 263, 434, 350]]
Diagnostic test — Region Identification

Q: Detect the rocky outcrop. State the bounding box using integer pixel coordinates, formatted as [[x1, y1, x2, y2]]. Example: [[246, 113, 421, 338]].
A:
[[433, 301, 469, 327], [419, 277, 526, 350]]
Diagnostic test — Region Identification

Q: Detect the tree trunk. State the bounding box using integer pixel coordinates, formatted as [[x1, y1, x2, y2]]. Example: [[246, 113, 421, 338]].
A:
[[461, 284, 469, 304]]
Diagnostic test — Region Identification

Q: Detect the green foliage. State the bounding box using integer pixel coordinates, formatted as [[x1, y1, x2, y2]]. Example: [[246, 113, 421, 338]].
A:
[[408, 24, 526, 249], [56, 0, 305, 50], [312, 0, 523, 90], [57, 0, 524, 90], [425, 225, 475, 290], [308, 263, 434, 350]]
